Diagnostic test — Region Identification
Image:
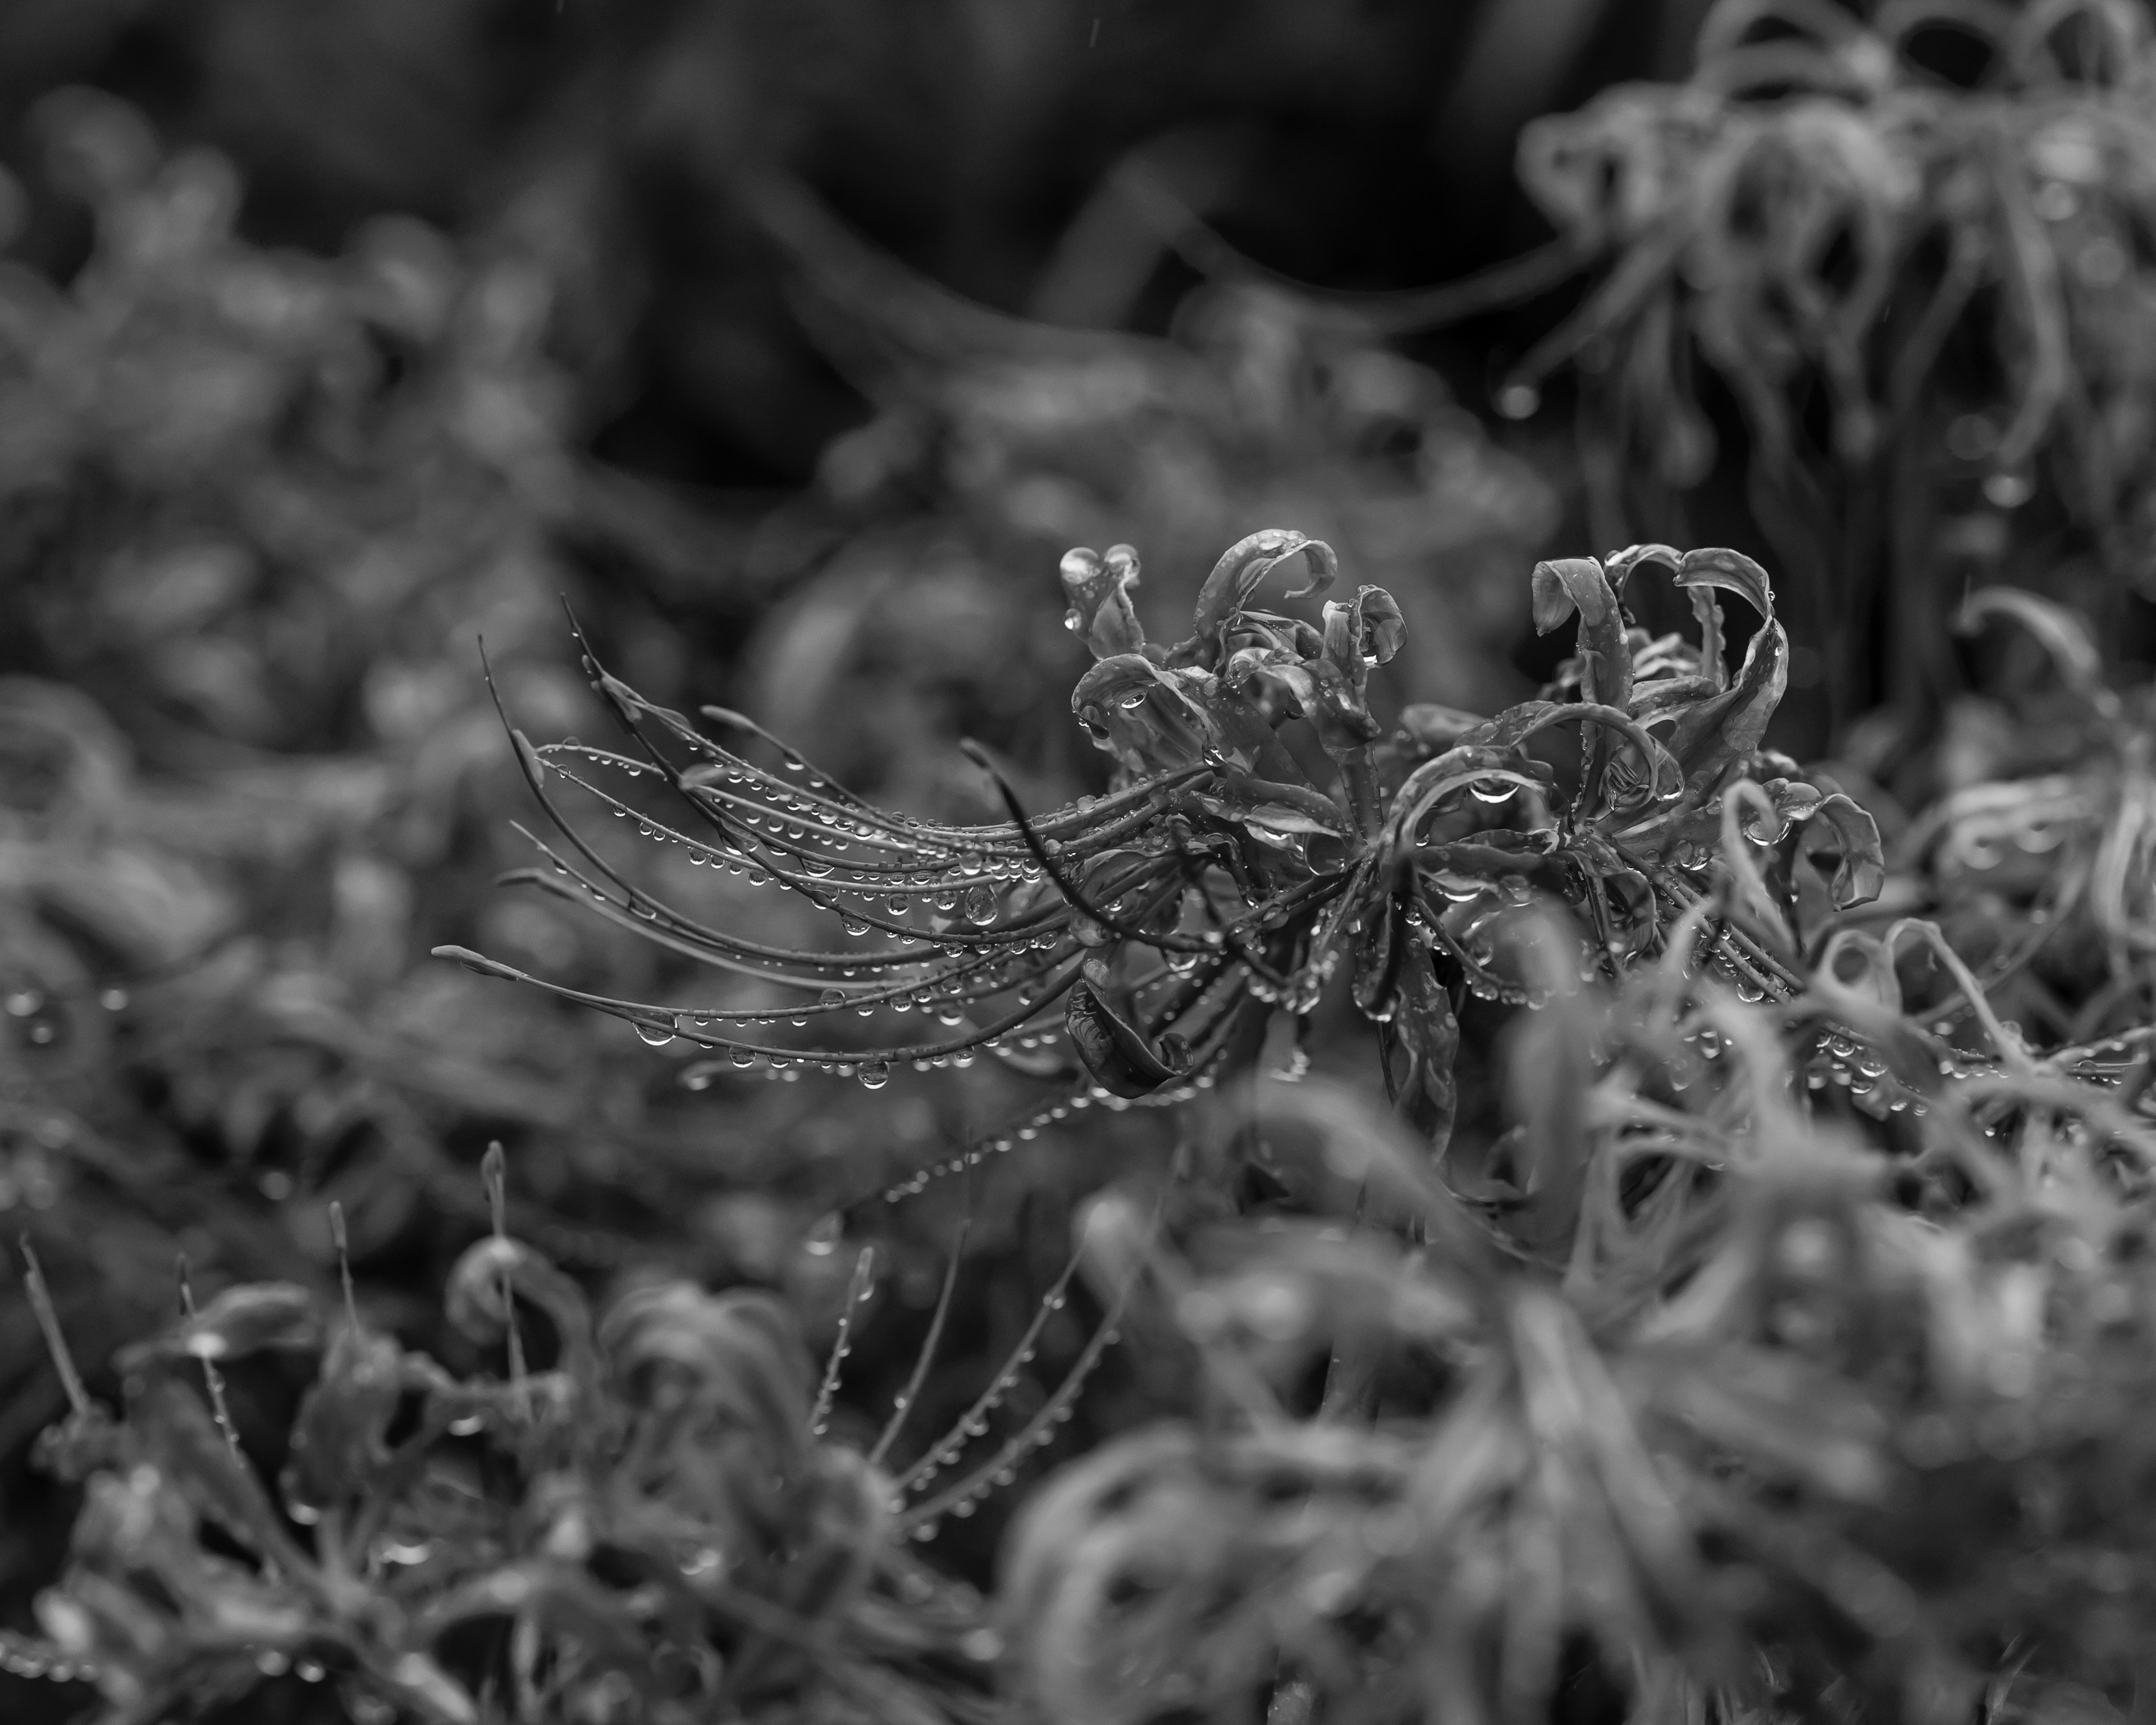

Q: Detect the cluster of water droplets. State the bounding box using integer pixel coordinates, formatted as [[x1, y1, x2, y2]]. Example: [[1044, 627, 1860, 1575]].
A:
[[0, 975, 128, 1055], [887, 1234, 1136, 1541], [515, 731, 1234, 1085], [809, 1246, 879, 1438], [0, 1630, 92, 1685]]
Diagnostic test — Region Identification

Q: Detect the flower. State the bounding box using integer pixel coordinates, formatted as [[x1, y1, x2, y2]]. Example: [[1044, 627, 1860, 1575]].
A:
[[440, 533, 1881, 1155]]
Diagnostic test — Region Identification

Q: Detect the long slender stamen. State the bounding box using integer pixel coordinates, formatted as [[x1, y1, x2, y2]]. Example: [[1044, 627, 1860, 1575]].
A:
[[177, 1253, 242, 1454], [869, 1221, 970, 1468], [481, 1143, 529, 1414], [20, 1238, 89, 1421], [810, 1247, 878, 1438]]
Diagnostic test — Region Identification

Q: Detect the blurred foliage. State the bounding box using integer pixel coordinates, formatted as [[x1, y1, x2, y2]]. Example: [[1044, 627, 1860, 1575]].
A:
[[1509, 0, 2156, 755], [10, 4, 2156, 1724], [14, 1199, 998, 1725], [732, 176, 1556, 812]]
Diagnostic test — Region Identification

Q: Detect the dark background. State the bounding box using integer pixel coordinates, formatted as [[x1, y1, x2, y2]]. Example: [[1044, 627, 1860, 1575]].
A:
[[0, 0, 1703, 492]]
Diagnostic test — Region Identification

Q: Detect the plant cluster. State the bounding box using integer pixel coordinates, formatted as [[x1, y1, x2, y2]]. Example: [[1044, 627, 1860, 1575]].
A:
[[1508, 0, 2156, 736], [441, 530, 1878, 1144], [0, 92, 918, 1634], [20, 13, 2156, 1723], [303, 524, 2139, 1721], [12, 1163, 994, 1725], [22, 516, 2156, 1722]]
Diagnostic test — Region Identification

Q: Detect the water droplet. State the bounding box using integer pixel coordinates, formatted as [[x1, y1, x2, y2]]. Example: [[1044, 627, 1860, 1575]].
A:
[[634, 1020, 676, 1047], [1984, 468, 2034, 509], [859, 1060, 890, 1090], [962, 886, 998, 926]]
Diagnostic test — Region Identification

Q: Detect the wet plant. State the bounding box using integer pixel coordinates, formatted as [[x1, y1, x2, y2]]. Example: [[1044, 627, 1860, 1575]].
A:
[[438, 530, 1883, 1179], [1002, 912, 2156, 1725], [7, 1165, 1003, 1725], [1903, 583, 2156, 1056]]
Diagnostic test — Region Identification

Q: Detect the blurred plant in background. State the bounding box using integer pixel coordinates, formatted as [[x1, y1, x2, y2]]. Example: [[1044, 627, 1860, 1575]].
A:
[[15, 1178, 997, 1725], [1508, 0, 2156, 760], [11, 2, 2156, 1723], [728, 176, 1555, 817], [0, 94, 1019, 1689]]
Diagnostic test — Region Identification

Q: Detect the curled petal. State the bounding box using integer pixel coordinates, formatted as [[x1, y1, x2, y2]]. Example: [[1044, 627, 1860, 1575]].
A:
[[1955, 585, 2113, 714], [1061, 544, 1149, 661], [1799, 792, 1885, 908], [1186, 531, 1339, 664], [1065, 979, 1182, 1097]]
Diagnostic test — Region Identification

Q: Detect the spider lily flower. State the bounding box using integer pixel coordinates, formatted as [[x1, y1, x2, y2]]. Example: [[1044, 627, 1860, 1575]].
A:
[[438, 533, 1880, 1149]]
